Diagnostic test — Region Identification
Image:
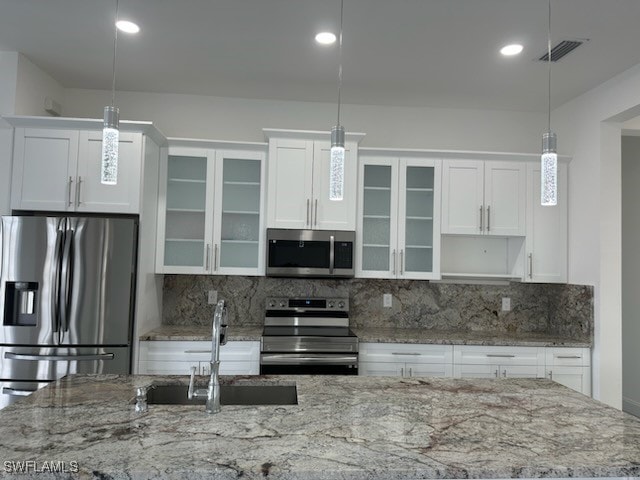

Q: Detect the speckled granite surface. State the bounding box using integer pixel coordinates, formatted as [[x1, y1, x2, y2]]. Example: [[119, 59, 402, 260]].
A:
[[1, 374, 639, 479], [162, 276, 593, 344], [139, 325, 591, 347]]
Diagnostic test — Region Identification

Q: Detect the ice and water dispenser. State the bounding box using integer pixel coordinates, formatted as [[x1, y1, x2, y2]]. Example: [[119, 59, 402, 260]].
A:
[[3, 282, 38, 327]]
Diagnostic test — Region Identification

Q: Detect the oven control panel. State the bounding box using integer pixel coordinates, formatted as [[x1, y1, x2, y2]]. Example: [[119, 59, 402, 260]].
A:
[[265, 297, 349, 311]]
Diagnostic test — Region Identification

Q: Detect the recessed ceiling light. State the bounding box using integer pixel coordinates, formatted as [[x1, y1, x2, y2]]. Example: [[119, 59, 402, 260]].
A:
[[315, 32, 337, 45], [500, 44, 524, 56], [116, 20, 140, 34]]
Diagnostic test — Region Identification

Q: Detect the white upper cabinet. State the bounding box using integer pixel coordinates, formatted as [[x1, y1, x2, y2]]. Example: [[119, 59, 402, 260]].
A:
[[357, 153, 441, 280], [11, 127, 142, 213], [156, 143, 266, 275], [442, 160, 526, 236], [265, 130, 364, 231], [524, 162, 568, 283]]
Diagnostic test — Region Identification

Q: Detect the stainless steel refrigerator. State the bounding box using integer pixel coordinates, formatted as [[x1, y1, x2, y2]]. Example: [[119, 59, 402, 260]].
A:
[[0, 216, 137, 409]]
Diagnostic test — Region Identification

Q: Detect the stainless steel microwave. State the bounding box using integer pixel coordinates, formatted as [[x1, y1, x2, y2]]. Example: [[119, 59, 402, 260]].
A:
[[266, 229, 355, 278]]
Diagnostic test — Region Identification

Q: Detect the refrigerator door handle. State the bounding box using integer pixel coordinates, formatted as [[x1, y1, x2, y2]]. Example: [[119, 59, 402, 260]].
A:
[[2, 387, 38, 396], [5, 352, 115, 361], [59, 229, 74, 334], [51, 229, 64, 333]]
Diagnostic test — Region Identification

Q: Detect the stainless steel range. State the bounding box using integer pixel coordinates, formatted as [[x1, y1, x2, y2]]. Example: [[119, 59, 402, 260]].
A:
[[260, 297, 358, 375]]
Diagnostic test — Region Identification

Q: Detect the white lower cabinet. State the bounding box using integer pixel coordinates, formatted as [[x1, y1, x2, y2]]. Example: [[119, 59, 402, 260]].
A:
[[544, 347, 591, 396], [358, 343, 454, 378], [453, 345, 545, 379], [138, 341, 260, 375]]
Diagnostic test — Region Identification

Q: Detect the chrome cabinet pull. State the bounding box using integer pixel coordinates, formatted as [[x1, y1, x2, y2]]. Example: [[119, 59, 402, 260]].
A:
[[205, 244, 211, 270], [400, 249, 404, 275], [392, 249, 396, 275], [214, 244, 218, 271], [556, 355, 581, 359], [494, 369, 499, 378], [314, 199, 318, 227], [76, 176, 82, 206], [409, 368, 413, 377], [400, 367, 404, 377], [487, 206, 491, 232], [391, 352, 421, 356], [67, 177, 74, 206], [306, 199, 310, 226], [548, 370, 553, 380], [502, 369, 507, 378], [528, 253, 533, 279], [479, 206, 483, 231], [486, 354, 516, 358]]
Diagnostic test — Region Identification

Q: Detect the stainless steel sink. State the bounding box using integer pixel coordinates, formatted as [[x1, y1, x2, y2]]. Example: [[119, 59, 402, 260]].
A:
[[146, 384, 298, 405]]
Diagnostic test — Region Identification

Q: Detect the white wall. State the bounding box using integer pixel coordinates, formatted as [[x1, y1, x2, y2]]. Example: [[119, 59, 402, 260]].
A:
[[15, 54, 64, 117], [621, 135, 640, 416], [63, 88, 545, 153], [554, 61, 640, 408]]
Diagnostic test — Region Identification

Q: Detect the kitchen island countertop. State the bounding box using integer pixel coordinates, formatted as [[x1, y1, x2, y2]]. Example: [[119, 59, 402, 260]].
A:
[[0, 374, 637, 479]]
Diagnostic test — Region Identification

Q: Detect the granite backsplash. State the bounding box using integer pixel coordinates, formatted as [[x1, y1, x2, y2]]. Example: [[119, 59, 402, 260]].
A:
[[162, 276, 593, 342]]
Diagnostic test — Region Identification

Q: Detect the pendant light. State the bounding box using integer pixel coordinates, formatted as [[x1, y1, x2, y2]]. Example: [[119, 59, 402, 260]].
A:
[[329, 0, 345, 202], [101, 0, 120, 186], [541, 0, 557, 206]]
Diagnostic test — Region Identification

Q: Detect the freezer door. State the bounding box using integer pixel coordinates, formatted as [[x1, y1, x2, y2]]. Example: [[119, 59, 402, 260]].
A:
[[0, 216, 65, 345], [61, 218, 137, 346], [0, 380, 50, 410], [0, 346, 130, 381]]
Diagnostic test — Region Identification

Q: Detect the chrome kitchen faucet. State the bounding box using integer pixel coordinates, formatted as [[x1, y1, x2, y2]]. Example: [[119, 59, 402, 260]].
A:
[[188, 299, 228, 413]]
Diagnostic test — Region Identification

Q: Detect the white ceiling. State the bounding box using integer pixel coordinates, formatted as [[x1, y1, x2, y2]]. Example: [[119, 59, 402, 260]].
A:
[[2, 0, 640, 112]]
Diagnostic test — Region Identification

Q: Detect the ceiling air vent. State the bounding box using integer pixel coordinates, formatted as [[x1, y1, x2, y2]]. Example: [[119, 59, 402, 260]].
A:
[[538, 39, 585, 62]]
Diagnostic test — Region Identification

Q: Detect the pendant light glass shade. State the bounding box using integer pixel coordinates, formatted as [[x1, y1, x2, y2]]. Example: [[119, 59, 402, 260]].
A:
[[330, 125, 345, 201], [101, 106, 119, 185], [541, 132, 557, 206]]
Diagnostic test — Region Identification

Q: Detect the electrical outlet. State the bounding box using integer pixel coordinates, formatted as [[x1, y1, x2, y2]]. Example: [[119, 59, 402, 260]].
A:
[[501, 297, 511, 312], [383, 293, 392, 308], [208, 290, 218, 305]]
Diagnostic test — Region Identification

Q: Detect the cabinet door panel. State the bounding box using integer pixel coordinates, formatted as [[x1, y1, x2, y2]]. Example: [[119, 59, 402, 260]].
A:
[[441, 160, 484, 234], [548, 366, 590, 395], [502, 365, 545, 378], [138, 360, 199, 375], [313, 142, 357, 230], [407, 362, 453, 378], [525, 163, 567, 283], [484, 161, 526, 236], [12, 128, 78, 211], [357, 159, 399, 278], [454, 363, 499, 378], [267, 139, 313, 228], [77, 131, 142, 213], [358, 362, 404, 376]]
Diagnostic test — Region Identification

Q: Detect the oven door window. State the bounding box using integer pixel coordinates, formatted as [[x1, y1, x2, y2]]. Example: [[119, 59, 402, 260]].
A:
[[268, 240, 330, 269]]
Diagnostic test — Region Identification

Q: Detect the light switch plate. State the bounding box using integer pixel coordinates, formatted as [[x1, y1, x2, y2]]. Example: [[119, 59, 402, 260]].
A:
[[208, 290, 218, 305], [501, 297, 511, 311], [383, 293, 392, 308]]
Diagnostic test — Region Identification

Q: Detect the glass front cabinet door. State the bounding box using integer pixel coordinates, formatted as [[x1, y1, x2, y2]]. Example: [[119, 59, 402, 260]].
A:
[[357, 155, 441, 280], [156, 145, 265, 275]]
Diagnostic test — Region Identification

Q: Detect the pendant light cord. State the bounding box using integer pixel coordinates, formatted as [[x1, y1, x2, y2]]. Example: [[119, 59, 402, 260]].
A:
[[547, 0, 552, 133], [111, 0, 119, 108], [336, 0, 344, 127]]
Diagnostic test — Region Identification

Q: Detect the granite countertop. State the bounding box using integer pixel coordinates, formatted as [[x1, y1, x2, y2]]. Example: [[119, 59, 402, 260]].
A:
[[1, 374, 638, 479], [140, 325, 591, 347]]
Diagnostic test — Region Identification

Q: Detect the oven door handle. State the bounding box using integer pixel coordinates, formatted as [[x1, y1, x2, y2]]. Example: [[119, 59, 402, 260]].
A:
[[5, 352, 115, 361], [260, 354, 358, 365]]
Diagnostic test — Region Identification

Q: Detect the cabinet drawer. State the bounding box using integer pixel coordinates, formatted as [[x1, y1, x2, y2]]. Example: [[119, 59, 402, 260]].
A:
[[545, 347, 590, 367], [453, 345, 543, 366], [140, 341, 260, 363], [359, 343, 453, 364]]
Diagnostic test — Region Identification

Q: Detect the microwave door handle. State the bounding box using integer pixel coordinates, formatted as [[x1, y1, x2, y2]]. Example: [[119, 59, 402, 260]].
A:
[[329, 235, 335, 274]]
